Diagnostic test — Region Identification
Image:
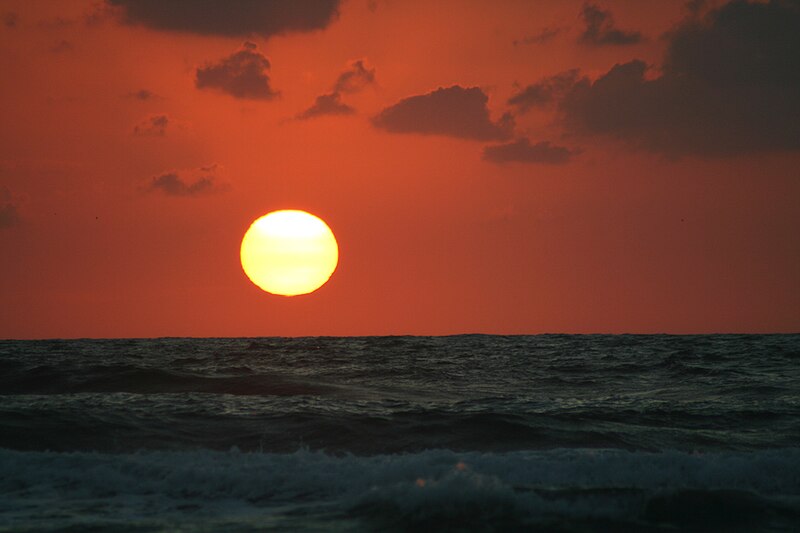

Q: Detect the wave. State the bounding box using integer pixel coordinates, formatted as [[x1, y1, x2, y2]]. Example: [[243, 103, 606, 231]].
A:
[[2, 335, 798, 399], [2, 392, 798, 454], [0, 395, 636, 454], [0, 363, 341, 397], [1, 447, 798, 531]]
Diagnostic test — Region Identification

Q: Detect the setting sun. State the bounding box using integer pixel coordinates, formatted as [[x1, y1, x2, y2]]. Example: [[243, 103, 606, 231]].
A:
[[240, 210, 338, 296]]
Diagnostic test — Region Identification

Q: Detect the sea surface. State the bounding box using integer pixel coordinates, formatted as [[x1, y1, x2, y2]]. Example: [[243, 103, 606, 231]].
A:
[[0, 335, 798, 531]]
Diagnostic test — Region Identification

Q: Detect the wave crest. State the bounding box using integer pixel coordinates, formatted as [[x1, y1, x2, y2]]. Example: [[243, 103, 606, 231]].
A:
[[2, 447, 798, 530]]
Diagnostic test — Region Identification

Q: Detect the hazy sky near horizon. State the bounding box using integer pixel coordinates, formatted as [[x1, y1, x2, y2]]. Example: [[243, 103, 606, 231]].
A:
[[1, 0, 798, 338]]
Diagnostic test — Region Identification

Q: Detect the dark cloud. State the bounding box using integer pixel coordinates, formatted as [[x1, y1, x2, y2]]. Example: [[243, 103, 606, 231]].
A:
[[50, 40, 73, 53], [513, 27, 562, 46], [561, 0, 800, 156], [508, 69, 579, 113], [685, 0, 708, 15], [297, 92, 354, 120], [373, 85, 513, 141], [580, 3, 643, 46], [483, 138, 575, 164], [3, 11, 18, 28], [195, 42, 277, 100], [108, 0, 340, 38], [149, 172, 222, 197], [663, 0, 799, 87], [133, 114, 169, 136], [0, 187, 19, 228], [126, 89, 160, 101], [0, 204, 19, 228], [333, 59, 375, 94], [84, 3, 113, 26], [298, 59, 375, 119], [39, 16, 75, 29]]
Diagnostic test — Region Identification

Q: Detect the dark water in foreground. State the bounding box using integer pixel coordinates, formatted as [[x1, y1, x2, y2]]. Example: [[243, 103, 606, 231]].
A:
[[0, 335, 798, 531]]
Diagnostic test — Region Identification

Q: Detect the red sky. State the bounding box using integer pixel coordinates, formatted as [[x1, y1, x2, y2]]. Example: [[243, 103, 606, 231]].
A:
[[1, 0, 798, 338]]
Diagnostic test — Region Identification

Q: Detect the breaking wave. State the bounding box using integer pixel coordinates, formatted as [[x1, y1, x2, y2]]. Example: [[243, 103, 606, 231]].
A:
[[2, 447, 798, 531]]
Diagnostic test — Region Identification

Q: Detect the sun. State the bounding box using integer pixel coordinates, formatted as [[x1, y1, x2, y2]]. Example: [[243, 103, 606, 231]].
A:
[[240, 210, 338, 296]]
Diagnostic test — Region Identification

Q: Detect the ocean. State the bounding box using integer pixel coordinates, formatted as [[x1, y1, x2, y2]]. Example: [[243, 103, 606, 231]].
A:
[[0, 335, 798, 531]]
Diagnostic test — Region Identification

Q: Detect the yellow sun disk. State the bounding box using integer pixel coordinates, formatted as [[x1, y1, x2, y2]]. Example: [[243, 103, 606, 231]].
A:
[[240, 210, 338, 296]]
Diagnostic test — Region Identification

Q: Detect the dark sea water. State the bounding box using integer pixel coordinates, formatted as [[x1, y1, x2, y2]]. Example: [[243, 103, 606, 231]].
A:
[[0, 335, 798, 532]]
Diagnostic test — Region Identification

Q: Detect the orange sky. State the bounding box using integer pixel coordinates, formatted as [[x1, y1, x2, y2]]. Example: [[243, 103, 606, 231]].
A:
[[1, 0, 798, 338]]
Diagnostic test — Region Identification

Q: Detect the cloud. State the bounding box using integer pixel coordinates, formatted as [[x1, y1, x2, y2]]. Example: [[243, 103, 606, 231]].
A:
[[685, 0, 708, 15], [50, 40, 73, 53], [298, 59, 375, 119], [560, 0, 800, 156], [0, 204, 19, 228], [0, 187, 20, 228], [297, 92, 354, 120], [579, 3, 643, 46], [133, 114, 169, 136], [126, 89, 160, 101], [84, 3, 114, 26], [333, 59, 376, 94], [508, 69, 579, 114], [108, 0, 340, 38], [373, 85, 513, 140], [663, 0, 799, 88], [147, 165, 227, 197], [38, 16, 75, 29], [513, 27, 562, 46], [150, 173, 213, 196], [483, 138, 575, 164], [148, 168, 225, 197], [196, 42, 277, 100], [2, 11, 18, 28]]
